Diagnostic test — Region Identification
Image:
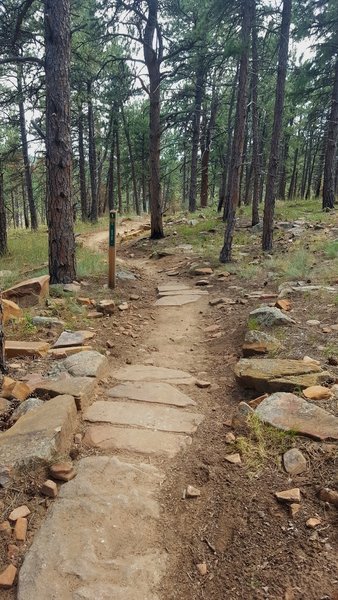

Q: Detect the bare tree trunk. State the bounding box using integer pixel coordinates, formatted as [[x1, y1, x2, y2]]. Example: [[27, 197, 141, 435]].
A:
[[17, 66, 38, 230], [116, 124, 123, 213], [0, 292, 5, 376], [262, 0, 292, 251], [0, 161, 7, 256], [218, 64, 239, 213], [121, 105, 140, 216], [322, 56, 338, 210], [251, 5, 260, 225], [144, 0, 164, 236], [106, 119, 116, 211], [141, 133, 147, 212], [200, 83, 218, 208], [45, 0, 76, 283], [220, 1, 252, 263], [78, 102, 87, 221], [188, 64, 205, 212], [288, 145, 298, 199], [22, 178, 30, 228], [87, 81, 98, 222]]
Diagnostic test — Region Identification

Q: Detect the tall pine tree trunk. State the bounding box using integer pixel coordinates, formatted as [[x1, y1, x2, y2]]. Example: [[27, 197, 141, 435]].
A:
[[188, 64, 204, 212], [218, 64, 239, 213], [45, 0, 76, 283], [262, 0, 292, 251], [251, 4, 260, 225], [121, 105, 140, 216], [87, 81, 98, 222], [220, 1, 252, 263], [144, 0, 164, 237], [17, 67, 38, 230], [0, 160, 7, 256], [78, 103, 87, 221], [116, 123, 123, 213], [322, 56, 338, 210], [200, 84, 218, 208]]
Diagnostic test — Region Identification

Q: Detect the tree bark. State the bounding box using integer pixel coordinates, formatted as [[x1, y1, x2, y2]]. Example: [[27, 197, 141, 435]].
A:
[[144, 0, 164, 237], [200, 84, 218, 208], [262, 0, 292, 251], [251, 6, 260, 225], [121, 105, 140, 216], [0, 161, 8, 256], [87, 81, 98, 222], [22, 178, 30, 228], [78, 102, 87, 221], [288, 145, 298, 199], [188, 64, 205, 212], [322, 56, 338, 210], [106, 118, 116, 211], [116, 123, 122, 213], [44, 0, 76, 283], [218, 64, 239, 213], [0, 291, 5, 376], [220, 1, 252, 263], [17, 66, 38, 230]]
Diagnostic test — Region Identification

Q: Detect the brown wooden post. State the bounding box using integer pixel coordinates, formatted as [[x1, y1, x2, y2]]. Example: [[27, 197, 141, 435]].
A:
[[108, 210, 117, 289]]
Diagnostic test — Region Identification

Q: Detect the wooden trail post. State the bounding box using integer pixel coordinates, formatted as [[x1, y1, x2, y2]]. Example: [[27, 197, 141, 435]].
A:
[[108, 210, 117, 289]]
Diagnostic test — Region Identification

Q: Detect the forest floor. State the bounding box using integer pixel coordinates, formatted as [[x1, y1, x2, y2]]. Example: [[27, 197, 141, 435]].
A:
[[0, 201, 338, 600]]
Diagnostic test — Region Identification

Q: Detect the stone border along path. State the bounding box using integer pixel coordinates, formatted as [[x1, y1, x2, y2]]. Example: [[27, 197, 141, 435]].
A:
[[17, 281, 206, 599]]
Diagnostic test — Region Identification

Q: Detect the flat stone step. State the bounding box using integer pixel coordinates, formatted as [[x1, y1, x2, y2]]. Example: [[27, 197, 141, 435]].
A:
[[35, 376, 96, 410], [83, 425, 192, 457], [155, 295, 202, 306], [0, 395, 77, 471], [108, 381, 196, 407], [114, 364, 195, 385], [5, 340, 50, 358], [158, 289, 209, 297], [84, 400, 204, 434], [157, 283, 191, 293], [18, 456, 166, 600]]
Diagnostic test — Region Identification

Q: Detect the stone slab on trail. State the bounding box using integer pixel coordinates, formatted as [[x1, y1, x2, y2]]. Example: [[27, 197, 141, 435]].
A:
[[35, 376, 96, 410], [108, 381, 196, 407], [155, 294, 202, 306], [18, 456, 166, 600], [157, 283, 191, 293], [53, 330, 86, 348], [0, 395, 77, 470], [158, 289, 209, 297], [255, 392, 338, 440], [84, 400, 204, 434], [5, 340, 50, 358], [83, 425, 192, 457], [249, 306, 295, 327], [114, 364, 195, 385], [234, 358, 331, 393], [61, 350, 109, 379]]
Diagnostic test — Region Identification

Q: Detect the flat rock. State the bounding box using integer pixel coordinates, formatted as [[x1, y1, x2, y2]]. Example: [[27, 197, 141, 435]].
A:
[[84, 400, 204, 434], [53, 331, 85, 348], [255, 392, 338, 440], [35, 377, 96, 411], [5, 341, 50, 358], [3, 275, 50, 308], [234, 358, 331, 393], [275, 488, 301, 503], [32, 316, 64, 326], [157, 289, 208, 297], [48, 346, 93, 359], [0, 395, 77, 471], [83, 425, 192, 458], [244, 330, 282, 356], [157, 283, 191, 293], [116, 269, 136, 280], [155, 294, 202, 306], [61, 351, 109, 379], [108, 381, 196, 407], [114, 364, 195, 385], [18, 456, 166, 600], [63, 283, 81, 293], [249, 306, 295, 327], [283, 448, 307, 475], [192, 267, 213, 275], [3, 299, 23, 324]]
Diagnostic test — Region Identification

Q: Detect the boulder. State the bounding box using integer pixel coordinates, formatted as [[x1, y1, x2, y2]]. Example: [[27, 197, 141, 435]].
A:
[[249, 306, 295, 327], [2, 299, 23, 324], [234, 358, 331, 393], [303, 385, 332, 400], [3, 275, 50, 308], [9, 398, 44, 424], [243, 330, 282, 357], [61, 351, 109, 379], [0, 395, 77, 471], [255, 392, 338, 440]]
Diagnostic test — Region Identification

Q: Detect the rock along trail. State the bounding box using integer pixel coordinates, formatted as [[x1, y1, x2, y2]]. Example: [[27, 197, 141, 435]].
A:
[[18, 279, 208, 599]]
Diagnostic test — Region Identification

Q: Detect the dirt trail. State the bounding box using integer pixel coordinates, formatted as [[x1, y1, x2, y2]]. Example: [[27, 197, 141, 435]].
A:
[[78, 215, 150, 252], [11, 226, 338, 600]]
